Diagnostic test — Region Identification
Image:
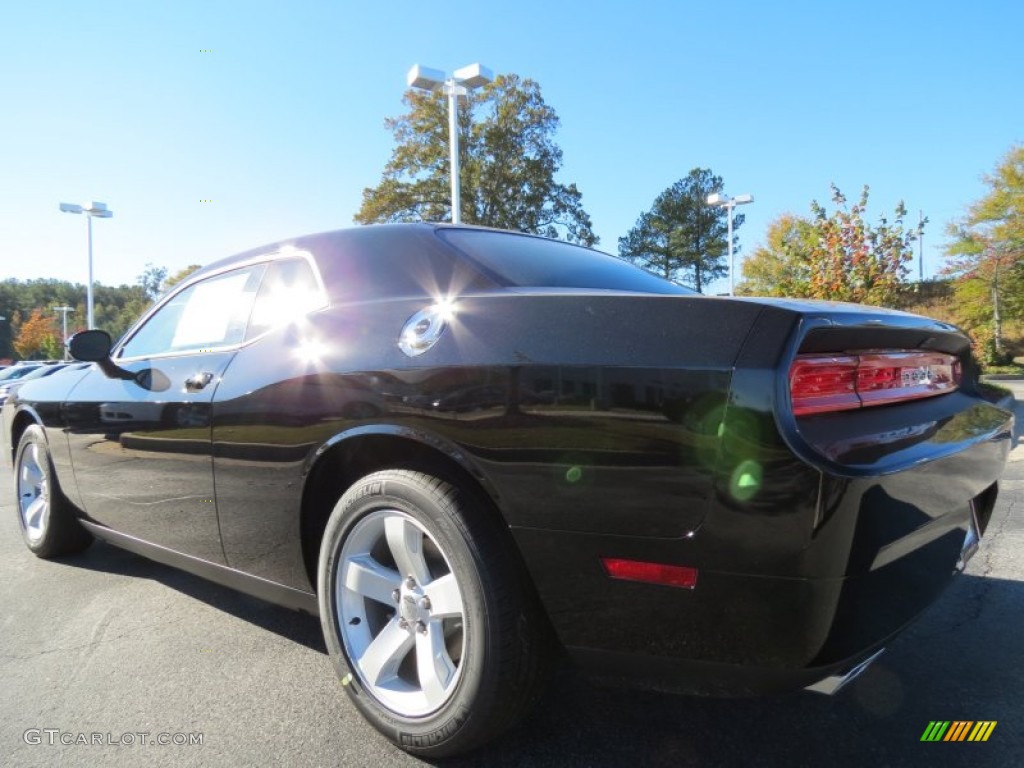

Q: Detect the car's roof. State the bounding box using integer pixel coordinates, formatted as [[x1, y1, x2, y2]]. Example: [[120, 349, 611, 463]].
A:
[[189, 222, 640, 280], [177, 224, 690, 303]]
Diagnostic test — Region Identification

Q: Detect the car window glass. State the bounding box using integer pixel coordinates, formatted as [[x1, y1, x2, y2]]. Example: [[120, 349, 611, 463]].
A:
[[120, 265, 264, 358], [246, 257, 327, 340], [311, 228, 495, 303], [436, 229, 696, 295]]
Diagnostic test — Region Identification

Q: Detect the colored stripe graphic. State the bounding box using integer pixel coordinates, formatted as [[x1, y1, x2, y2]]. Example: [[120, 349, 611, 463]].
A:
[[921, 721, 949, 741], [944, 721, 973, 741], [968, 722, 997, 742], [921, 721, 996, 742]]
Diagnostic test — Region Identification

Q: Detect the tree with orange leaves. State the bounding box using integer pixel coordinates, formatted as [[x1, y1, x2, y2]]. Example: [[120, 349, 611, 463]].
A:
[[807, 184, 921, 307], [13, 308, 62, 360]]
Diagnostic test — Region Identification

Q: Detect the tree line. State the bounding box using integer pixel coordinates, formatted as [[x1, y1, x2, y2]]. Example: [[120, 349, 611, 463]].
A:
[[1, 265, 199, 361]]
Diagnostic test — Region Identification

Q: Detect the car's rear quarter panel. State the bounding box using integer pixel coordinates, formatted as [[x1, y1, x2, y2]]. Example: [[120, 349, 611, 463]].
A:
[[519, 301, 1012, 692], [202, 290, 1011, 685], [209, 293, 765, 586]]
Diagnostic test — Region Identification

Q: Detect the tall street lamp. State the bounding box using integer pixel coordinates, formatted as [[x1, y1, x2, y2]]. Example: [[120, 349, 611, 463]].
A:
[[59, 201, 114, 329], [52, 306, 74, 360], [707, 192, 753, 296], [406, 63, 494, 224]]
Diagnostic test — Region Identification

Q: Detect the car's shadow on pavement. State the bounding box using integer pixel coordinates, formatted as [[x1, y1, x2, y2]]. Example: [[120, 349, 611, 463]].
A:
[[56, 539, 328, 654], [52, 541, 1024, 766]]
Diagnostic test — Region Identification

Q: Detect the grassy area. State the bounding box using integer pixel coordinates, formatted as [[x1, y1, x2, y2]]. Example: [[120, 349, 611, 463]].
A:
[[978, 381, 1015, 404], [980, 361, 1024, 376]]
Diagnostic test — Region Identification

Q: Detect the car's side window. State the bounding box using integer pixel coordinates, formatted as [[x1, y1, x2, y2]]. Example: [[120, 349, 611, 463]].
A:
[[245, 257, 327, 340], [119, 265, 265, 359]]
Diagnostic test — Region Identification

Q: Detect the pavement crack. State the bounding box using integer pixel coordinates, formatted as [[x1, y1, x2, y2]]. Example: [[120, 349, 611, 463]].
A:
[[0, 615, 189, 661]]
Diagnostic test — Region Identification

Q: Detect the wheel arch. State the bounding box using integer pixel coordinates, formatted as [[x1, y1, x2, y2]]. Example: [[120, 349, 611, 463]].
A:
[[298, 425, 512, 594], [8, 406, 43, 464]]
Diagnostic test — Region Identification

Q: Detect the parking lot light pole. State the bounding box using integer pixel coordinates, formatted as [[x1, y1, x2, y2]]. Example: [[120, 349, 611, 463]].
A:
[[406, 64, 494, 225], [707, 192, 753, 296], [52, 306, 74, 360], [59, 201, 113, 329]]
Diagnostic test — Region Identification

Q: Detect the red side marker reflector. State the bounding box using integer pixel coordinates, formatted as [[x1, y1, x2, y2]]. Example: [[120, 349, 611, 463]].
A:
[[601, 558, 698, 589]]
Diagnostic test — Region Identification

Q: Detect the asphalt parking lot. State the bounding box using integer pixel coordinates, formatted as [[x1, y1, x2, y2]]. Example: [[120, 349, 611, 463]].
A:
[[1, 382, 1021, 768]]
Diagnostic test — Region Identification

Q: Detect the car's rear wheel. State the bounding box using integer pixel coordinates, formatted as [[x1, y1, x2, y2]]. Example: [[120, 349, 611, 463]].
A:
[[15, 425, 92, 558], [318, 469, 549, 757]]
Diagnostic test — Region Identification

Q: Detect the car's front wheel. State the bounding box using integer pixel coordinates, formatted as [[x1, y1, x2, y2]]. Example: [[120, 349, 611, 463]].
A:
[[318, 469, 549, 757], [15, 425, 92, 558]]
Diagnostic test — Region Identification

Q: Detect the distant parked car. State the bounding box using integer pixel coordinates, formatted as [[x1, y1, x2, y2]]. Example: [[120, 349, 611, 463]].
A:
[[0, 363, 84, 406], [0, 364, 44, 384], [3, 224, 1014, 758]]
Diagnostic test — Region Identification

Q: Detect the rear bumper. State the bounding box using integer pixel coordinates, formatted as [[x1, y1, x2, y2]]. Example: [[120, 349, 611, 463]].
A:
[[556, 512, 976, 696], [567, 645, 889, 699], [512, 408, 1008, 695]]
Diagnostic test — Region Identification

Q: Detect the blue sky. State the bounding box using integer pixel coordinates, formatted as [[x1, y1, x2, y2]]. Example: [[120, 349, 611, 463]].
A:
[[1, 1, 1021, 298]]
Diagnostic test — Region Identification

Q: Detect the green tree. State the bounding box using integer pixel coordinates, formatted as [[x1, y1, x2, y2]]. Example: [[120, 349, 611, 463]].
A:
[[164, 265, 202, 291], [807, 184, 920, 306], [944, 146, 1024, 363], [737, 214, 819, 296], [138, 264, 168, 301], [617, 169, 739, 293], [356, 73, 597, 245]]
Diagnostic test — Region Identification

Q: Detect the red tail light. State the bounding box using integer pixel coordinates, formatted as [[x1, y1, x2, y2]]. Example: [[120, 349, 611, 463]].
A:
[[790, 351, 961, 416]]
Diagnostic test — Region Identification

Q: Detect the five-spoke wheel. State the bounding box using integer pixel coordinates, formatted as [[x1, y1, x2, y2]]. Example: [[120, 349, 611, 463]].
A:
[[318, 469, 550, 758], [336, 509, 466, 716], [14, 425, 92, 558], [17, 439, 50, 545]]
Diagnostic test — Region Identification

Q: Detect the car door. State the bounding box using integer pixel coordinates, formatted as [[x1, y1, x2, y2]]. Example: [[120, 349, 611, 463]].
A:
[[63, 263, 265, 563]]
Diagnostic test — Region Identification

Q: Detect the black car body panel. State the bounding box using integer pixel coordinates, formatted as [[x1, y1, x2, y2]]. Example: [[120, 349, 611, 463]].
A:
[[3, 223, 1013, 697]]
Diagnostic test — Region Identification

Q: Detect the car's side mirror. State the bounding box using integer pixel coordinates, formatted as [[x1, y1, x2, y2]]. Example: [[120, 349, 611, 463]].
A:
[[67, 330, 167, 391], [68, 330, 113, 362]]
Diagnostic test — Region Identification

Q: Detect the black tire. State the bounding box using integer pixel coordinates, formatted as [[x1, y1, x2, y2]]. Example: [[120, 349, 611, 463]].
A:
[[318, 469, 550, 758], [14, 425, 92, 558]]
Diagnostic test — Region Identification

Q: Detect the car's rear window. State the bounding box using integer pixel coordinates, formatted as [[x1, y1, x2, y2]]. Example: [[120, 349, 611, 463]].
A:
[[312, 227, 496, 302], [436, 229, 695, 295]]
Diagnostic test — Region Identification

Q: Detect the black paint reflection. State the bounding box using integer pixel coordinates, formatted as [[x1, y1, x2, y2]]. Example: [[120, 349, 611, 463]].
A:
[[62, 353, 235, 562]]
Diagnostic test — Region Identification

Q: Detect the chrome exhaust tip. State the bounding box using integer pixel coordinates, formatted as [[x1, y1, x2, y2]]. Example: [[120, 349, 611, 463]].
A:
[[804, 648, 885, 696]]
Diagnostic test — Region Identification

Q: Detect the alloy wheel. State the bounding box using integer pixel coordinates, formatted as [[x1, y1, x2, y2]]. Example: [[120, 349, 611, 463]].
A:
[[18, 442, 50, 544], [335, 508, 466, 717]]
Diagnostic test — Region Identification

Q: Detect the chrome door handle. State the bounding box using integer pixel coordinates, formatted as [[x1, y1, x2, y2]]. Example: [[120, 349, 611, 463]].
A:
[[185, 372, 214, 392]]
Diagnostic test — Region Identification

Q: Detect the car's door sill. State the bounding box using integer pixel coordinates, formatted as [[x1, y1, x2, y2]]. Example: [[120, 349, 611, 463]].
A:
[[79, 520, 320, 616]]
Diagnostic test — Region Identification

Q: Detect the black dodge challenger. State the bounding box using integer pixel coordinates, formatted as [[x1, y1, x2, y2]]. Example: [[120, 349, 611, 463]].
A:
[[3, 224, 1014, 756]]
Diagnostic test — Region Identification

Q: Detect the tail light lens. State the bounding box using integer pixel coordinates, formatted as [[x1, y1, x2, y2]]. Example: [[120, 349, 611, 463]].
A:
[[790, 351, 961, 416]]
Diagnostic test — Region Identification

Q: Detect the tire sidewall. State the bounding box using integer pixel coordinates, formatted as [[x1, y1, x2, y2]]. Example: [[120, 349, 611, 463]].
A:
[[317, 471, 495, 749]]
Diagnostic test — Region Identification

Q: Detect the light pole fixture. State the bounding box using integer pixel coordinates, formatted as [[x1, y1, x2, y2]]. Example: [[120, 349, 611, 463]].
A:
[[707, 192, 754, 296], [52, 306, 74, 360], [406, 63, 494, 225], [59, 201, 113, 330]]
